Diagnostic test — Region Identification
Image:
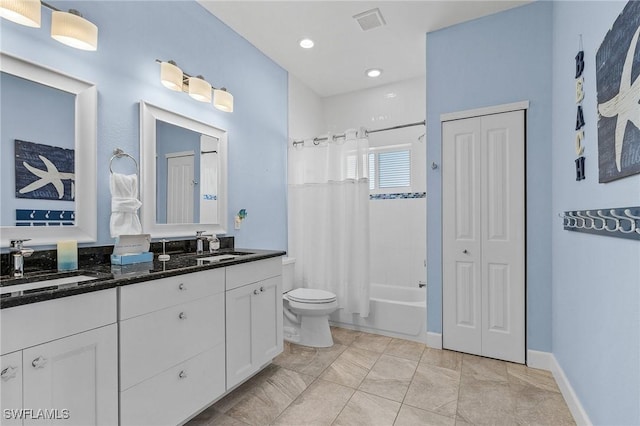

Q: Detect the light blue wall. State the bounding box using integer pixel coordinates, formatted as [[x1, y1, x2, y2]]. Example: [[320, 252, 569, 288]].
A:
[[551, 2, 639, 424], [0, 72, 75, 225], [1, 0, 288, 250], [426, 1, 553, 351]]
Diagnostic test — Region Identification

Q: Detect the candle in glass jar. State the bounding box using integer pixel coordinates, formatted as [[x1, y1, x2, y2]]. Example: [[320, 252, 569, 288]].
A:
[[57, 240, 78, 271]]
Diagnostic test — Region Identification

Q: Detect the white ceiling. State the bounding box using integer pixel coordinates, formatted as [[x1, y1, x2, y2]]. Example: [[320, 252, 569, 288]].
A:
[[199, 1, 530, 98]]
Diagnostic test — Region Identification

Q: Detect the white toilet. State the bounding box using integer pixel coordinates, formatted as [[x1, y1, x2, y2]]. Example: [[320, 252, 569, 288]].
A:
[[282, 257, 338, 348]]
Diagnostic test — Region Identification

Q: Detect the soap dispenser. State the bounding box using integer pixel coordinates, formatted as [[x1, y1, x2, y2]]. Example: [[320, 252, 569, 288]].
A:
[[208, 234, 220, 253]]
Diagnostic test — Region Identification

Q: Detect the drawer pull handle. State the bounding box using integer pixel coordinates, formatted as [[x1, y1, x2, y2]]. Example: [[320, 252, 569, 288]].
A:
[[32, 356, 47, 369], [178, 283, 186, 291], [178, 312, 187, 320], [1, 366, 18, 381], [260, 286, 265, 293], [178, 370, 187, 379]]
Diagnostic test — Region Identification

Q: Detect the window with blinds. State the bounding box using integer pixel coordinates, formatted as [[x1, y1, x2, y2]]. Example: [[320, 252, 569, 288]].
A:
[[369, 149, 411, 191]]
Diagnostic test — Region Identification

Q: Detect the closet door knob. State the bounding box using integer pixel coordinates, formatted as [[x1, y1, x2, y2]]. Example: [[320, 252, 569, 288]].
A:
[[178, 312, 187, 320], [178, 370, 187, 379], [178, 283, 186, 291], [254, 289, 260, 295], [260, 286, 265, 293], [463, 249, 468, 254]]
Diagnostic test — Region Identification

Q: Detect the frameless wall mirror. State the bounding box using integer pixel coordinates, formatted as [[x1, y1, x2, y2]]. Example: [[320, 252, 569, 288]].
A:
[[139, 101, 228, 237], [0, 52, 97, 247]]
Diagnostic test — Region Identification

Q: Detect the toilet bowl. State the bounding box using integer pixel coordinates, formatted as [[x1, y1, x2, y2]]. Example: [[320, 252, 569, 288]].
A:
[[282, 258, 338, 348]]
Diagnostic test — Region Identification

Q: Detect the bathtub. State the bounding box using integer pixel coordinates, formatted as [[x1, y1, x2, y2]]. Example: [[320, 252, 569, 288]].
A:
[[329, 283, 427, 343]]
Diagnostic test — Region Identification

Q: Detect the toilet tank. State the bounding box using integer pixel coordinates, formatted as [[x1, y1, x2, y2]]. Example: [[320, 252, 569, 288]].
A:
[[282, 257, 296, 293]]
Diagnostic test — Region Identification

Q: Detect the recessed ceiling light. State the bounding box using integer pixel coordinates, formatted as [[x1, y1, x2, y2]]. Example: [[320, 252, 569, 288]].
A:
[[299, 38, 314, 49], [366, 68, 382, 78]]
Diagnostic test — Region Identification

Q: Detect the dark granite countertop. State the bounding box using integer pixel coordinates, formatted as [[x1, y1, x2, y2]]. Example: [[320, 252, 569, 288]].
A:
[[0, 248, 285, 309]]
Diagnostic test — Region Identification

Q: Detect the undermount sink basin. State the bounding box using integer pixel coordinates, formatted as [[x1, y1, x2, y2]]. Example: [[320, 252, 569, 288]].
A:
[[197, 254, 239, 264], [0, 275, 98, 296], [195, 251, 254, 265]]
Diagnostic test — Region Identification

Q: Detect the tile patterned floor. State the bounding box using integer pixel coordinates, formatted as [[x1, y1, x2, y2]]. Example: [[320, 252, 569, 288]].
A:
[[187, 327, 575, 426]]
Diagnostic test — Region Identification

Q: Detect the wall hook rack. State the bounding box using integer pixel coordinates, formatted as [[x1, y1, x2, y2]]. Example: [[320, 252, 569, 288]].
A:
[[560, 206, 640, 240]]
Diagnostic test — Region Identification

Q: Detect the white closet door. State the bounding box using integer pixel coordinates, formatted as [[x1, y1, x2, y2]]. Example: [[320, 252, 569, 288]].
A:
[[443, 110, 525, 364], [443, 117, 483, 356], [167, 153, 195, 224], [480, 111, 525, 363]]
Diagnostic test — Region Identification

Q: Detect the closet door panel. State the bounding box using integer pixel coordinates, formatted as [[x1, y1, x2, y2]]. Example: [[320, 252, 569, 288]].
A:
[[480, 111, 525, 364], [443, 117, 482, 356]]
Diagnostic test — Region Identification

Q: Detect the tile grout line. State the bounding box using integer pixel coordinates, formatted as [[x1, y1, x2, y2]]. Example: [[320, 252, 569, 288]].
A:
[[454, 352, 466, 424]]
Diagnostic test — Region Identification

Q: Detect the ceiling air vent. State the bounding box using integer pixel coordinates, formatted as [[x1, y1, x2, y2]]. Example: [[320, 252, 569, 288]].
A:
[[353, 8, 386, 31]]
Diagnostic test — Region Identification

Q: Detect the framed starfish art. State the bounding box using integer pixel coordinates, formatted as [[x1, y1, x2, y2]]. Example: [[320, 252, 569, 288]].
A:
[[14, 140, 75, 201], [596, 1, 640, 183]]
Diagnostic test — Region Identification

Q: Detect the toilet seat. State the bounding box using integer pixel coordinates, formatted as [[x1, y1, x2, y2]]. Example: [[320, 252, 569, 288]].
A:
[[286, 288, 336, 304]]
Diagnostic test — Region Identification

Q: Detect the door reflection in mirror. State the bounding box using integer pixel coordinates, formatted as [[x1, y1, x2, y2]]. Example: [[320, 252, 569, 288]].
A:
[[155, 120, 219, 224]]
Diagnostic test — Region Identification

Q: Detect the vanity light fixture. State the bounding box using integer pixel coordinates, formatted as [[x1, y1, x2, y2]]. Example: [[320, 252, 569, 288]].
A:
[[0, 0, 41, 27], [0, 0, 98, 50], [156, 59, 234, 113], [160, 60, 183, 91], [50, 9, 98, 51], [213, 88, 233, 113], [188, 75, 212, 103]]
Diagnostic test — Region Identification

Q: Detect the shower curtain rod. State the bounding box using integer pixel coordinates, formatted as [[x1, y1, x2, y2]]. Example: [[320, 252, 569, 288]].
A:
[[292, 120, 426, 146]]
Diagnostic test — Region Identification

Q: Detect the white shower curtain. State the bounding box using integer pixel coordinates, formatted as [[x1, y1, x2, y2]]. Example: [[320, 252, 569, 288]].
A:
[[288, 129, 370, 317]]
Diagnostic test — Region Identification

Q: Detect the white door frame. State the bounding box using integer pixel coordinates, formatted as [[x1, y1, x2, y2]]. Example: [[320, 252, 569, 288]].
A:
[[440, 101, 529, 122]]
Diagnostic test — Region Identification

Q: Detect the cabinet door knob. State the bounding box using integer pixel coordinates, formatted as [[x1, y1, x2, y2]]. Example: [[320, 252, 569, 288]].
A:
[[463, 249, 468, 254], [178, 283, 186, 291], [1, 366, 18, 381], [260, 286, 265, 293], [178, 312, 187, 320], [178, 370, 187, 379], [253, 289, 260, 295], [32, 356, 47, 369]]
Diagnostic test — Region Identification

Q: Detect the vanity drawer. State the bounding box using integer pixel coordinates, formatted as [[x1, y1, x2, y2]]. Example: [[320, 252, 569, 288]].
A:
[[119, 293, 224, 391], [119, 268, 224, 320], [1, 289, 116, 355], [226, 257, 282, 291], [120, 343, 225, 426]]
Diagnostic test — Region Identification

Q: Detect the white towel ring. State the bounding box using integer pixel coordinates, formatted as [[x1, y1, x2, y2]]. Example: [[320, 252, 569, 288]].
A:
[[109, 148, 139, 174]]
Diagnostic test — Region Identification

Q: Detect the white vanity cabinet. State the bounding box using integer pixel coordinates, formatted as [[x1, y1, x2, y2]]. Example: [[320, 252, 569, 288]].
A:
[[225, 258, 283, 389], [0, 289, 118, 426], [118, 269, 226, 426], [23, 324, 118, 426]]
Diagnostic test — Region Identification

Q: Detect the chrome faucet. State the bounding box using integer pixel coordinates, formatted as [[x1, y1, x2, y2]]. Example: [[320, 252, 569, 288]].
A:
[[10, 239, 34, 278], [195, 231, 211, 255]]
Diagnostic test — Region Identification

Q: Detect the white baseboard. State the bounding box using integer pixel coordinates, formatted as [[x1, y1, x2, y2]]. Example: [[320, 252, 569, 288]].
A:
[[426, 332, 442, 349], [527, 350, 592, 426], [526, 349, 554, 371]]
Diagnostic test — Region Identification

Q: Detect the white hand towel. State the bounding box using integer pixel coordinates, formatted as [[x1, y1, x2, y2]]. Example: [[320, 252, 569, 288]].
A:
[[110, 173, 142, 238]]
